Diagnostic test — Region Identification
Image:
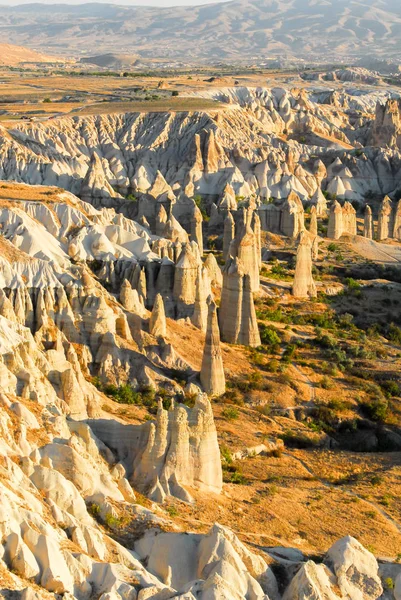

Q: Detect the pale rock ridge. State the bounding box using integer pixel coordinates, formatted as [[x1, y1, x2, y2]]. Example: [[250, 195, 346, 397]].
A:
[[81, 153, 122, 200], [200, 296, 225, 396], [364, 205, 373, 239], [292, 232, 317, 299], [219, 257, 261, 347]]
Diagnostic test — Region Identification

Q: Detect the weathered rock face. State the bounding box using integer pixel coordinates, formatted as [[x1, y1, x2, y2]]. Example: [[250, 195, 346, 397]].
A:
[[223, 210, 235, 261], [219, 257, 261, 347], [292, 232, 317, 299], [281, 191, 305, 238], [190, 204, 203, 255], [371, 98, 401, 149], [283, 536, 383, 600], [327, 199, 356, 239], [310, 187, 328, 217], [200, 297, 225, 397], [149, 293, 167, 338], [230, 215, 260, 292], [2, 87, 401, 217], [173, 243, 200, 317], [327, 199, 343, 240], [130, 394, 223, 502], [135, 523, 278, 600], [309, 205, 318, 236]]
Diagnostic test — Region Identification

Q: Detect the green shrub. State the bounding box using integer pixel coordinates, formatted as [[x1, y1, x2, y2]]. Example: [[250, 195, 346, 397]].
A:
[[360, 398, 388, 423], [222, 407, 239, 420], [166, 505, 179, 517], [259, 325, 281, 352]]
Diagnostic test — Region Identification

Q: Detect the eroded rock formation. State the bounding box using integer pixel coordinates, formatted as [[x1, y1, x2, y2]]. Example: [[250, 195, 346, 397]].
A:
[[200, 297, 226, 396], [292, 232, 317, 299]]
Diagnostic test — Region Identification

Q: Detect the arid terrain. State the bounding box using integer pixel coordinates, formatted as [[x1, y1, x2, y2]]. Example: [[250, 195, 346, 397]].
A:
[[1, 27, 401, 600]]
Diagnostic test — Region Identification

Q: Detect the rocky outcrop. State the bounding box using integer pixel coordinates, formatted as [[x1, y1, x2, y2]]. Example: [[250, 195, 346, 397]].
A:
[[364, 205, 373, 238], [281, 191, 305, 238], [283, 536, 383, 600], [292, 232, 317, 299], [173, 243, 199, 317], [230, 215, 260, 292], [200, 297, 225, 396], [131, 394, 223, 502], [309, 205, 318, 236], [310, 187, 328, 217], [149, 293, 167, 338], [327, 199, 343, 240], [377, 195, 393, 240], [219, 257, 261, 347], [223, 210, 235, 261], [394, 200, 401, 240], [190, 204, 203, 255], [327, 200, 356, 239], [371, 98, 401, 149]]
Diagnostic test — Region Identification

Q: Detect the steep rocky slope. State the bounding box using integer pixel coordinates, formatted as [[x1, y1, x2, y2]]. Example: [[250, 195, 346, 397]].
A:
[[2, 86, 401, 217]]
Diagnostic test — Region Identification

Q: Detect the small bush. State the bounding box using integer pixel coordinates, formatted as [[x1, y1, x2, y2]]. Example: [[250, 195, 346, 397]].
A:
[[221, 407, 239, 420], [259, 325, 281, 353], [360, 398, 388, 423], [166, 505, 179, 517]]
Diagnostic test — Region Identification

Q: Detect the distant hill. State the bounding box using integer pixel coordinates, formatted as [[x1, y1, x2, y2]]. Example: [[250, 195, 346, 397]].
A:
[[79, 53, 139, 69], [1, 0, 401, 63], [0, 42, 61, 66]]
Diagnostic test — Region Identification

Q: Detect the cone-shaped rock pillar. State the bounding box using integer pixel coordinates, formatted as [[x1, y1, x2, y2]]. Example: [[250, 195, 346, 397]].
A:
[[192, 268, 208, 331], [200, 297, 226, 396], [292, 232, 317, 299], [327, 200, 343, 240], [219, 257, 261, 347], [223, 211, 235, 261], [378, 196, 393, 241], [191, 205, 203, 256], [149, 293, 167, 338], [309, 206, 318, 237], [364, 205, 373, 239]]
